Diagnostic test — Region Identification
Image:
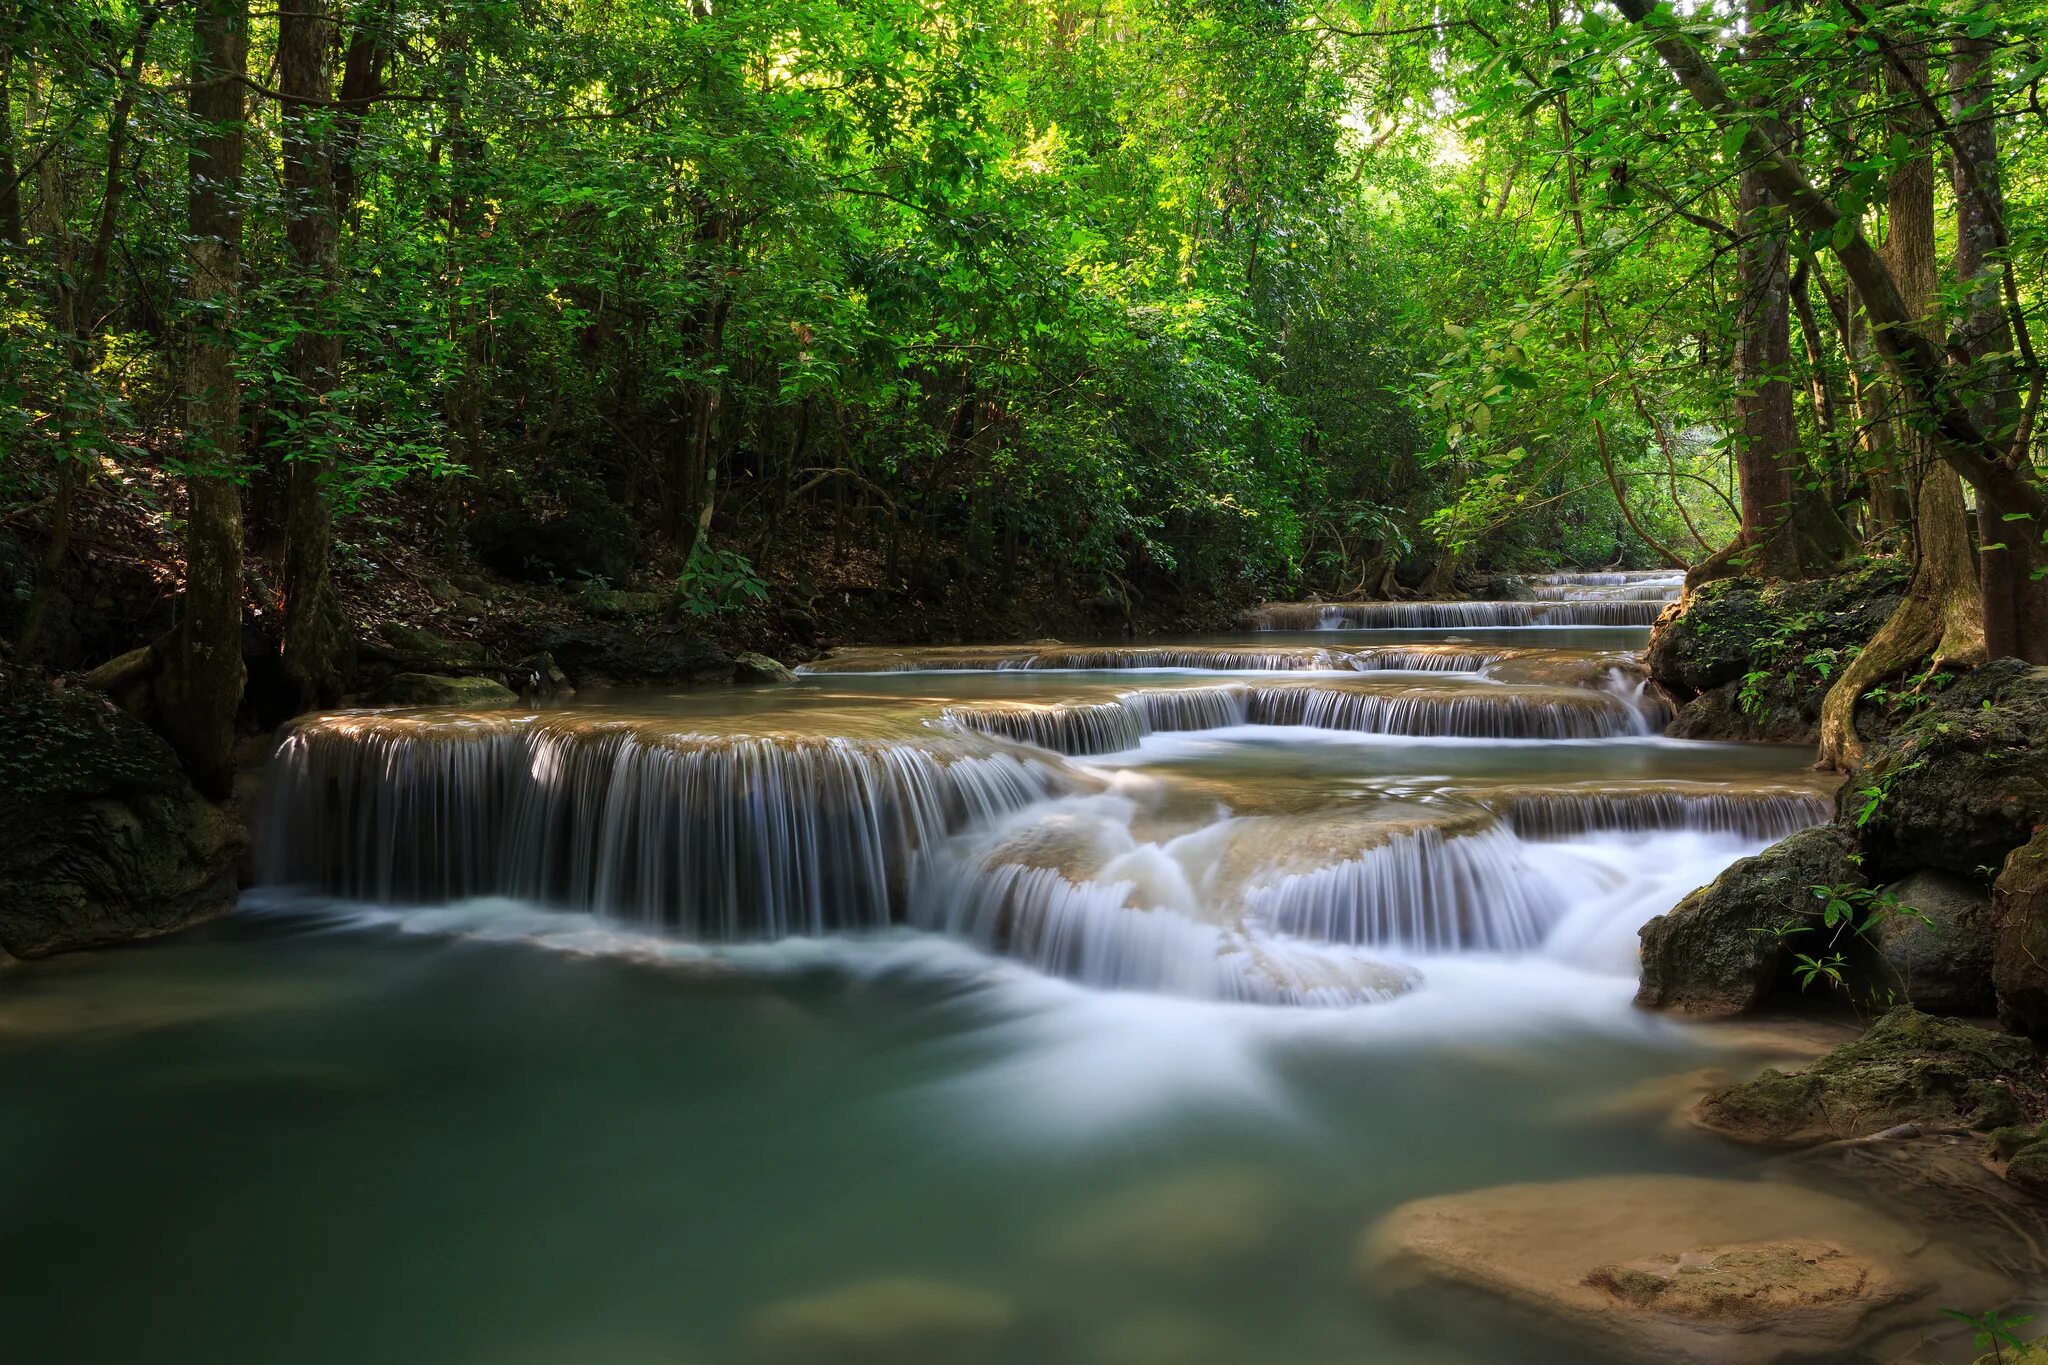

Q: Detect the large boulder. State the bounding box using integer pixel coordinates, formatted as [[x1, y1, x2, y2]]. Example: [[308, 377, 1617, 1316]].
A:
[[1363, 1174, 1936, 1365], [1645, 563, 1908, 743], [537, 622, 734, 686], [1646, 563, 1908, 697], [1693, 1007, 2046, 1146], [1847, 659, 2048, 880], [0, 669, 244, 958], [1869, 869, 1996, 1017], [1636, 826, 1864, 1017], [1994, 828, 2048, 1041]]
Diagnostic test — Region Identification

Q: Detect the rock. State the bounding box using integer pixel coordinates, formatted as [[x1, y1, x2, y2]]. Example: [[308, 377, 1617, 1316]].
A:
[[732, 650, 797, 684], [1636, 826, 1864, 1017], [469, 482, 643, 586], [1665, 678, 1825, 745], [507, 651, 573, 698], [1848, 658, 2048, 879], [1693, 1007, 2046, 1146], [1363, 1174, 1933, 1365], [1990, 1122, 2048, 1198], [366, 673, 518, 708], [0, 668, 244, 958], [1869, 869, 1995, 1016], [380, 621, 486, 670], [1995, 830, 2048, 1041], [537, 623, 734, 685], [746, 1277, 1013, 1364], [1042, 1166, 1285, 1275], [1646, 562, 1908, 698]]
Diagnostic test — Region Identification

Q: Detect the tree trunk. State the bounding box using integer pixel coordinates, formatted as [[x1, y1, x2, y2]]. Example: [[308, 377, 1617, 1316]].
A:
[[1731, 0, 1801, 579], [1952, 34, 2048, 663], [278, 0, 351, 708], [154, 0, 249, 797], [0, 4, 23, 248], [1817, 46, 1985, 769]]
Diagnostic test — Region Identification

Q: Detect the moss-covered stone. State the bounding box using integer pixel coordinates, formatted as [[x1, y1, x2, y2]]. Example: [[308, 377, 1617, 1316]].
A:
[[0, 667, 243, 958], [1869, 868, 1996, 1018], [733, 650, 797, 684], [1644, 561, 1909, 742], [1694, 1006, 2047, 1146], [1647, 561, 1909, 696], [1636, 826, 1865, 1017], [1846, 659, 2048, 880]]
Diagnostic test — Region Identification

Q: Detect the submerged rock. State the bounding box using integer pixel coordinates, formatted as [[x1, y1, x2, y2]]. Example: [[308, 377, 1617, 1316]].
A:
[[1869, 869, 1995, 1017], [732, 650, 797, 684], [1693, 1007, 2046, 1146], [0, 668, 243, 958], [746, 1276, 1014, 1364], [1994, 828, 2048, 1042], [1635, 826, 1864, 1017], [1363, 1174, 1934, 1365], [366, 673, 518, 708], [1043, 1166, 1286, 1276], [1848, 658, 2048, 880]]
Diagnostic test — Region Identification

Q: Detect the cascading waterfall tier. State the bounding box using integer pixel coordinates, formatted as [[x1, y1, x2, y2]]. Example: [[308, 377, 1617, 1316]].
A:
[[939, 681, 1648, 755], [1491, 787, 1832, 842], [1241, 824, 1565, 953], [799, 644, 1505, 674], [259, 714, 1066, 936], [1245, 600, 1667, 630]]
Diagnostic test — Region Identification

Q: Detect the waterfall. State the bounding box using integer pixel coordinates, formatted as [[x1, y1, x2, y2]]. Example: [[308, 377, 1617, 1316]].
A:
[[799, 645, 1506, 674], [1498, 789, 1831, 841], [939, 682, 1645, 755], [1241, 825, 1564, 953], [1246, 600, 1666, 630], [260, 715, 1066, 936]]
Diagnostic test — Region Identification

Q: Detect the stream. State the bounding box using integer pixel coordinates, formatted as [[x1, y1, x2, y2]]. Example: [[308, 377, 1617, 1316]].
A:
[[0, 573, 1866, 1364]]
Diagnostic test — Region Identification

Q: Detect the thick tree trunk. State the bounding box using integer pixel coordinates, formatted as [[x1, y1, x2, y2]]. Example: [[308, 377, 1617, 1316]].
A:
[[1818, 48, 1984, 769], [278, 0, 351, 708], [1731, 0, 1801, 579], [0, 7, 22, 248], [154, 0, 249, 797], [1952, 35, 2048, 663]]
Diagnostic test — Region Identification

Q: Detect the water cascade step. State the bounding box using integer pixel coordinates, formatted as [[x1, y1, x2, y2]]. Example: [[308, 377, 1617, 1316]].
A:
[[939, 680, 1651, 755], [260, 714, 1067, 936], [1493, 787, 1832, 842], [799, 644, 1507, 674], [1246, 600, 1667, 630]]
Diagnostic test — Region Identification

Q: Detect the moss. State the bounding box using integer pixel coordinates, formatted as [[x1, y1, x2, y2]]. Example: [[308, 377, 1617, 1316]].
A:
[[1696, 1006, 2047, 1145]]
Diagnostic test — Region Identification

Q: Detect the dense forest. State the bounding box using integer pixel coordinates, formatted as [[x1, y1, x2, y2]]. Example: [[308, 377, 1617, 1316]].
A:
[[5, 0, 2048, 782]]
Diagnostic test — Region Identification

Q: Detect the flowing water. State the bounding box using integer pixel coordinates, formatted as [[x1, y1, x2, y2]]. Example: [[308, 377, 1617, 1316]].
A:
[[4, 571, 1886, 1365]]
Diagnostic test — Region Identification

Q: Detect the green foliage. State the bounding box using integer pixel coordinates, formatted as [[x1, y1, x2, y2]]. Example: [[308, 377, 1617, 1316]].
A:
[[675, 546, 770, 619]]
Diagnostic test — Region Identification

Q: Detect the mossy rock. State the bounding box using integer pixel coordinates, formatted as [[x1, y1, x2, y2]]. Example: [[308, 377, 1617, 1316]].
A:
[[1847, 658, 2048, 880], [366, 673, 518, 707], [733, 651, 797, 684], [1694, 1006, 2047, 1146], [0, 667, 243, 958], [1645, 560, 1908, 700], [1636, 826, 1865, 1017]]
